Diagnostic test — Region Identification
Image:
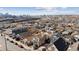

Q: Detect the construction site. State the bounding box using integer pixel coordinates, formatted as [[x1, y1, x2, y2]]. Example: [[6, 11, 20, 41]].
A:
[[0, 15, 79, 51]]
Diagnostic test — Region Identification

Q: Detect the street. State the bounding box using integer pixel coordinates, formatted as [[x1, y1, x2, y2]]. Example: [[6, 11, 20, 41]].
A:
[[0, 34, 25, 51]]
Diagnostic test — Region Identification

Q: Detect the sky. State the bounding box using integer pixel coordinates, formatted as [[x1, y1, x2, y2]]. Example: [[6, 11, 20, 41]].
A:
[[0, 7, 79, 15]]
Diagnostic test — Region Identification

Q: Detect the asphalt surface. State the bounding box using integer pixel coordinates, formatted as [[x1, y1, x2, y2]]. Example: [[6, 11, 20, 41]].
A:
[[0, 35, 6, 51], [0, 34, 25, 51]]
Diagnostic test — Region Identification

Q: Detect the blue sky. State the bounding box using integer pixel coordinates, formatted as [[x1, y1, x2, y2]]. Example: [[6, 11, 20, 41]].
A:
[[0, 7, 79, 15]]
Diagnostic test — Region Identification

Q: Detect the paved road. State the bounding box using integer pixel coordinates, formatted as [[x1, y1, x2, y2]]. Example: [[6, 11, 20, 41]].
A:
[[0, 35, 6, 51], [0, 34, 25, 51], [6, 40, 25, 51]]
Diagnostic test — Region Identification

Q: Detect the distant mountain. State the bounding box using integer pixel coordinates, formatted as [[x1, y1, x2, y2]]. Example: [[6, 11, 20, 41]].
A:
[[0, 13, 13, 18], [0, 13, 41, 22], [0, 13, 4, 16]]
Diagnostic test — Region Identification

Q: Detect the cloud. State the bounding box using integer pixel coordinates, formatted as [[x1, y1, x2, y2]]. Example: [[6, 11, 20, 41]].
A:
[[35, 7, 57, 11], [0, 7, 79, 15], [0, 8, 4, 11], [35, 7, 70, 13], [35, 7, 79, 15]]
